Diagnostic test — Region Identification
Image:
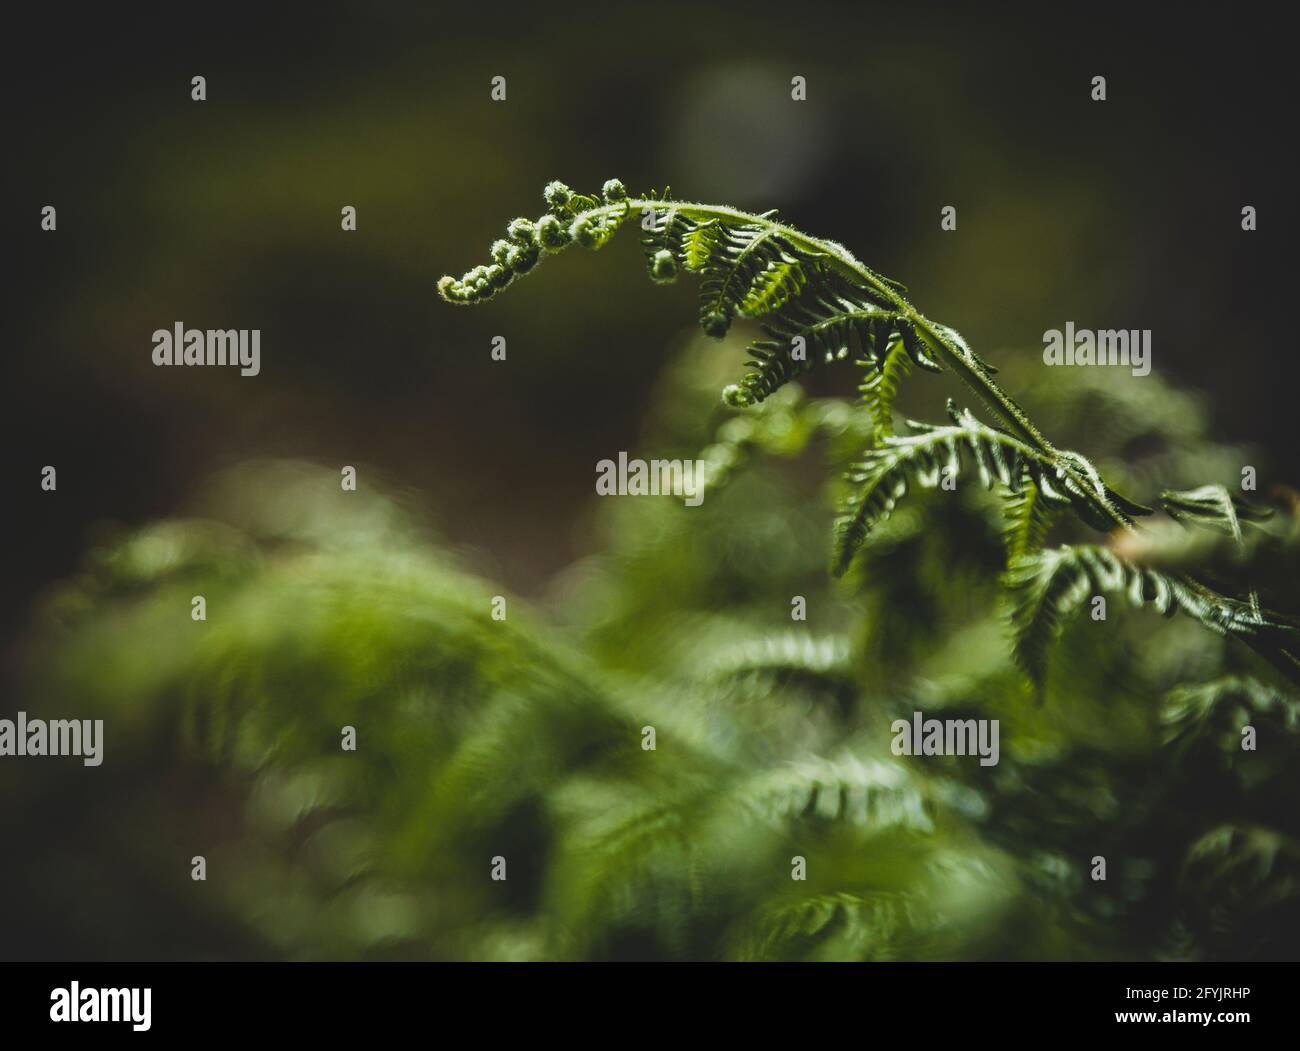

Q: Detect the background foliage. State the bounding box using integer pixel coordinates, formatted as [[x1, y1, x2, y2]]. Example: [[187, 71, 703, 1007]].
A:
[[6, 345, 1299, 960]]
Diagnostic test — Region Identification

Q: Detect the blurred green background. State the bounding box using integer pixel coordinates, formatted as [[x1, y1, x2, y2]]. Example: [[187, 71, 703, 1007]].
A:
[[3, 4, 1297, 960]]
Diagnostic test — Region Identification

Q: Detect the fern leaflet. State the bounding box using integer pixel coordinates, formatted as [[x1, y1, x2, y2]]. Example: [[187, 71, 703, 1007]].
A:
[[1006, 545, 1300, 693]]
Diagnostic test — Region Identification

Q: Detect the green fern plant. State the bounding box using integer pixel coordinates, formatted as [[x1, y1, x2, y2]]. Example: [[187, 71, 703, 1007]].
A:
[[440, 179, 1300, 693], [18, 446, 1299, 959]]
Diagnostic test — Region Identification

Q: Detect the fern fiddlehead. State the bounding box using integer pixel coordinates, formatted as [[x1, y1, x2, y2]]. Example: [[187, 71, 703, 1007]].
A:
[[440, 180, 1300, 690]]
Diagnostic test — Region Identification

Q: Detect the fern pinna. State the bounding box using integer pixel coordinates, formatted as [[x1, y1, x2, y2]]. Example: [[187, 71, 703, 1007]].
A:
[[440, 179, 1300, 692]]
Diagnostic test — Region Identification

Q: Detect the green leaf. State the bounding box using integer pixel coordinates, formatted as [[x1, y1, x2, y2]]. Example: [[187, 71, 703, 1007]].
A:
[[859, 338, 911, 440], [740, 255, 809, 316], [1005, 545, 1300, 695], [1162, 484, 1274, 545], [1002, 473, 1061, 564], [833, 402, 1084, 576]]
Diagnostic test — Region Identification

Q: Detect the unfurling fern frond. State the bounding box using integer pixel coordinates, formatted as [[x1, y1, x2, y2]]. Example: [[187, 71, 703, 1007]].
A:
[[440, 179, 1300, 689], [1162, 484, 1274, 544], [438, 178, 948, 416], [437, 179, 1143, 504], [571, 201, 629, 251], [1005, 545, 1300, 693]]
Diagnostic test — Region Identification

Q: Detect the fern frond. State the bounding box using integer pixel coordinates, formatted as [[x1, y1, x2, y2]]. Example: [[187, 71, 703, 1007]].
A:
[[442, 179, 1045, 436], [707, 631, 852, 686], [696, 225, 809, 336], [728, 890, 917, 961], [739, 250, 810, 316], [1176, 825, 1300, 956], [1162, 674, 1300, 754], [859, 338, 911, 441], [1005, 545, 1300, 692], [833, 401, 1100, 576], [736, 754, 936, 833], [543, 180, 602, 218], [1162, 484, 1274, 544], [1003, 473, 1061, 564], [722, 295, 906, 409], [434, 180, 1300, 685], [438, 179, 1080, 463], [439, 179, 926, 410], [724, 837, 1021, 961], [571, 200, 629, 250], [679, 218, 724, 271]]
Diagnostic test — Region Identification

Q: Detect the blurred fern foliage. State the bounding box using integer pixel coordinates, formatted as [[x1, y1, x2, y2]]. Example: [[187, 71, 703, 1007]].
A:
[[9, 350, 1296, 961]]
